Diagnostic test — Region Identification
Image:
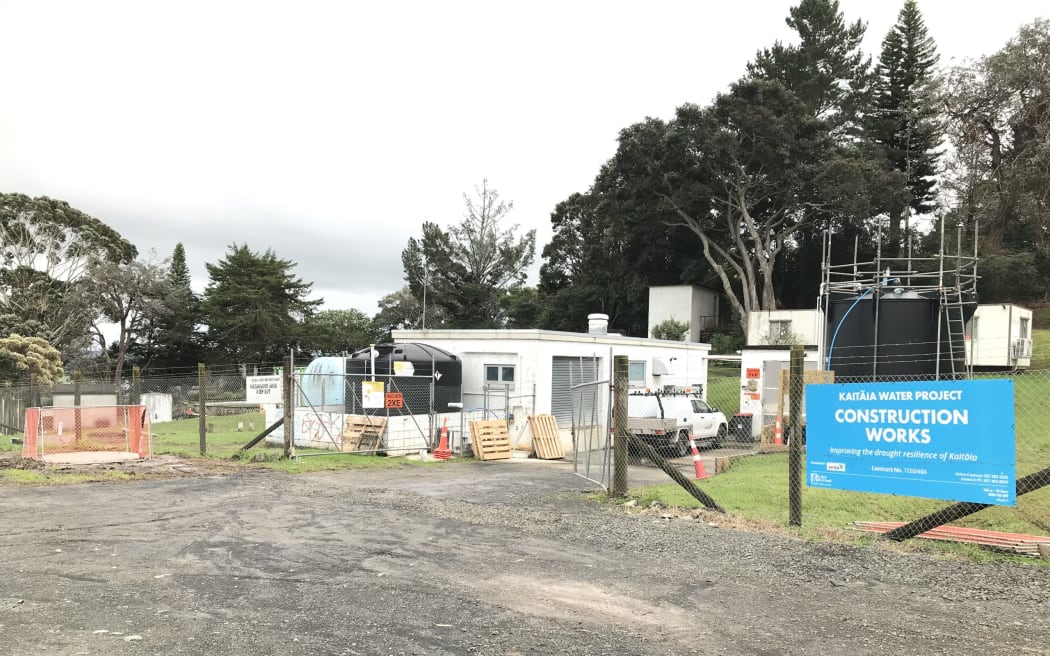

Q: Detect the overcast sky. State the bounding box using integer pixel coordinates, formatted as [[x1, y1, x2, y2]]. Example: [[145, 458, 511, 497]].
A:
[[2, 1, 1046, 316]]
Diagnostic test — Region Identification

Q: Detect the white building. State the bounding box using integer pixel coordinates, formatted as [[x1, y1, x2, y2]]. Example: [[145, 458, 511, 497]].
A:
[[647, 285, 721, 341], [393, 316, 713, 455], [746, 309, 821, 346]]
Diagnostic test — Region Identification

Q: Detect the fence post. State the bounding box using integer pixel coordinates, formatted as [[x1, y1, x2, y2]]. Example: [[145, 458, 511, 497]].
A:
[[73, 370, 82, 448], [29, 373, 39, 408], [283, 355, 294, 458], [610, 355, 629, 498], [131, 366, 141, 406], [198, 363, 207, 455], [788, 345, 804, 526]]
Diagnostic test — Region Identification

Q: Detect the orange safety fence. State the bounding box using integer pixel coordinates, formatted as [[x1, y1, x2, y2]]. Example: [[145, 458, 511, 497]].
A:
[[22, 405, 152, 460]]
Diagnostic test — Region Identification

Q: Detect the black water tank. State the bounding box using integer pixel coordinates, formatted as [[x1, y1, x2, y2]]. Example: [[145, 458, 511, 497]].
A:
[[345, 343, 462, 415], [826, 288, 975, 379]]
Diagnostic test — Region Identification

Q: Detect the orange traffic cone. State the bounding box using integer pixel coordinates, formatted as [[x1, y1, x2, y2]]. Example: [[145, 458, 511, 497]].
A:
[[434, 417, 451, 460], [689, 435, 708, 480], [774, 416, 783, 445]]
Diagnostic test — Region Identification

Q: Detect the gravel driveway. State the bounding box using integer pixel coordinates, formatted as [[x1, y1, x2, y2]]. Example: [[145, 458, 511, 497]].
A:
[[1, 458, 1047, 655]]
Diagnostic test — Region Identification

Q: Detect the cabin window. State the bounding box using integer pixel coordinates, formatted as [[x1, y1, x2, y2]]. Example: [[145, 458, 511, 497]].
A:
[[628, 361, 646, 385], [485, 364, 515, 389], [770, 320, 792, 338], [1020, 317, 1030, 339]]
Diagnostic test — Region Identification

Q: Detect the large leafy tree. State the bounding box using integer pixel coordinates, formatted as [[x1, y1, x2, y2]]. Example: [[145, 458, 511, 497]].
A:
[[867, 0, 943, 253], [664, 81, 833, 328], [371, 286, 446, 342], [85, 256, 170, 381], [299, 309, 382, 357], [0, 333, 63, 385], [201, 244, 322, 364], [402, 180, 535, 328], [0, 194, 136, 354], [540, 120, 713, 336], [944, 19, 1050, 254]]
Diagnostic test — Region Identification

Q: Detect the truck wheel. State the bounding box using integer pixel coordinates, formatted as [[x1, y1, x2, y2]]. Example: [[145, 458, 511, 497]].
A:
[[715, 424, 728, 449], [675, 431, 691, 458]]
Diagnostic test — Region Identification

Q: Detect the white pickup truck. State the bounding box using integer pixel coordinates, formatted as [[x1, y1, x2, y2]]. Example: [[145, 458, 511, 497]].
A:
[[627, 393, 728, 456]]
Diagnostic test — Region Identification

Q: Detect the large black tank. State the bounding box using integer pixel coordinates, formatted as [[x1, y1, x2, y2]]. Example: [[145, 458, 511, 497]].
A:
[[825, 288, 976, 379], [344, 343, 462, 416]]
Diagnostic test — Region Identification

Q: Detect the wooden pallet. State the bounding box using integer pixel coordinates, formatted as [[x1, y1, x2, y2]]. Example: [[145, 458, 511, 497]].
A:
[[527, 414, 564, 460], [341, 415, 387, 452], [469, 419, 512, 461]]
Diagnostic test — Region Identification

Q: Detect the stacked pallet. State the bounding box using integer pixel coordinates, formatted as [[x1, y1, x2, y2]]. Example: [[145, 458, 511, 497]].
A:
[[527, 415, 564, 460], [341, 415, 387, 452], [469, 419, 512, 461]]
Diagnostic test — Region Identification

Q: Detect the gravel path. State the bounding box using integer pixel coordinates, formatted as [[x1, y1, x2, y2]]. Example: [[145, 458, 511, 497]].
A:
[[0, 458, 1047, 655]]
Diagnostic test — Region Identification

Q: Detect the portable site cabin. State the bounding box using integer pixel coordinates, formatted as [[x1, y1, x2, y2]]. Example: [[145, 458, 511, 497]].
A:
[[393, 317, 714, 456], [966, 304, 1033, 369]]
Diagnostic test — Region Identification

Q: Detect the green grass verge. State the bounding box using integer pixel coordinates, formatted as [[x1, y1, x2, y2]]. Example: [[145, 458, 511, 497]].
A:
[[1030, 328, 1050, 369], [638, 368, 1050, 549], [634, 453, 1049, 537], [150, 412, 281, 458], [0, 468, 134, 485]]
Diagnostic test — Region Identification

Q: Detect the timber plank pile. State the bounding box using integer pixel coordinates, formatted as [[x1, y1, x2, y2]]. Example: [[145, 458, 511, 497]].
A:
[[527, 414, 564, 459], [341, 415, 387, 452], [469, 419, 513, 461]]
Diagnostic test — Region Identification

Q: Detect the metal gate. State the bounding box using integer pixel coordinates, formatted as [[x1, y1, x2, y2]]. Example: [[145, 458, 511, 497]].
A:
[[559, 356, 612, 489], [292, 371, 438, 454]]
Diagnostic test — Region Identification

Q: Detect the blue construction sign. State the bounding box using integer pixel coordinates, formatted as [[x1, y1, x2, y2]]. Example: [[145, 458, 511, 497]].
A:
[[805, 379, 1016, 506]]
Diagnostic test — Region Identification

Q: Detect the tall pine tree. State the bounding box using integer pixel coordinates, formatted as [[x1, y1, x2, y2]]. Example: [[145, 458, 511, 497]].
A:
[[748, 0, 872, 134], [146, 243, 203, 371], [868, 0, 943, 253]]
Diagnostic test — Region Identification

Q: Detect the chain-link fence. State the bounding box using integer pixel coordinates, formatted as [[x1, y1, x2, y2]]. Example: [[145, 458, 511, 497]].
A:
[[600, 347, 1050, 547], [1, 364, 276, 456]]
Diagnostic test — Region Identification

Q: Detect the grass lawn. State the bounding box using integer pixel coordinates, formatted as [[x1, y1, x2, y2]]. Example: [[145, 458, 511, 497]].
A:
[[149, 411, 281, 458], [2, 410, 442, 480], [632, 453, 1050, 539], [637, 356, 1050, 548]]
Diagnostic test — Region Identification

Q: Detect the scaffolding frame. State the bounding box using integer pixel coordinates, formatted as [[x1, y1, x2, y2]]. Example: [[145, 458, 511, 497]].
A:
[[818, 220, 979, 379]]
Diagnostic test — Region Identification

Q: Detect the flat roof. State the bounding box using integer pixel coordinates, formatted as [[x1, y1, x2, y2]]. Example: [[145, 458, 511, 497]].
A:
[[393, 328, 711, 351]]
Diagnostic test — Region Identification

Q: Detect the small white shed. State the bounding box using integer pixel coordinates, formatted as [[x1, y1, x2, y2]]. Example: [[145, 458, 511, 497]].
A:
[[141, 392, 173, 423], [738, 345, 821, 440], [648, 285, 722, 341]]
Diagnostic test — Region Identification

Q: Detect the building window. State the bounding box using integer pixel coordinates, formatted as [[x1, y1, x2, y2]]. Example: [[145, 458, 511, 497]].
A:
[[485, 364, 515, 389], [770, 320, 792, 338], [1020, 317, 1030, 339], [628, 361, 646, 386]]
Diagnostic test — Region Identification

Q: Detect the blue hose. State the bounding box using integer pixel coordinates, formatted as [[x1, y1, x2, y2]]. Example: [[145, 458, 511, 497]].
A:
[[826, 289, 873, 370]]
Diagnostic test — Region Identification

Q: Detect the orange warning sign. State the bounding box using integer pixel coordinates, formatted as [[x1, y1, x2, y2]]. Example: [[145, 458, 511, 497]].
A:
[[385, 392, 404, 409], [746, 367, 761, 379]]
